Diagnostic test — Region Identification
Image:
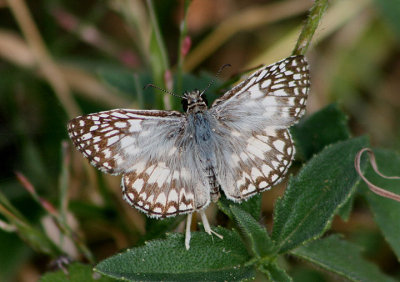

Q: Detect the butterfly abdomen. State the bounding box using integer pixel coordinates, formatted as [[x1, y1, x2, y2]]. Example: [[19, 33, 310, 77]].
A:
[[206, 164, 220, 202]]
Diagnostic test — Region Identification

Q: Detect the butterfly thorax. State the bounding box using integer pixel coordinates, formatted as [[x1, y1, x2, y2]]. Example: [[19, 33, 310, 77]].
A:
[[182, 90, 208, 114]]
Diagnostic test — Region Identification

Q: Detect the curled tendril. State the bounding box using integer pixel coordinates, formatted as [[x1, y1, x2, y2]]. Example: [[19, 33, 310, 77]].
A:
[[355, 148, 400, 202]]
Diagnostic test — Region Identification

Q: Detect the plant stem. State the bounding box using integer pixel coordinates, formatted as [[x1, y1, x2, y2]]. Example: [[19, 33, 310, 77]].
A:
[[176, 0, 192, 96], [0, 192, 62, 257], [58, 142, 70, 229], [146, 0, 170, 109], [293, 0, 329, 55], [133, 73, 145, 109], [146, 0, 169, 70]]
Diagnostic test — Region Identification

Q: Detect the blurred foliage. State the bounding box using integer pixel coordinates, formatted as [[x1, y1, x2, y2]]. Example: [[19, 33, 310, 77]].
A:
[[0, 0, 399, 281]]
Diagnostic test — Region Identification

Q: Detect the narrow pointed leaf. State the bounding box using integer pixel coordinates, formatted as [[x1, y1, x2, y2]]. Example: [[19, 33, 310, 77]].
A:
[[218, 194, 261, 221], [291, 235, 396, 282], [95, 227, 255, 281], [272, 136, 369, 253], [260, 263, 292, 282], [230, 205, 276, 257]]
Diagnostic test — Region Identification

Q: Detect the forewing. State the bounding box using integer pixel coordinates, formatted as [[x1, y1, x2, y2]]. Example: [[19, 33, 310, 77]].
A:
[[211, 55, 310, 128], [67, 109, 183, 175], [68, 109, 211, 217], [210, 55, 309, 200]]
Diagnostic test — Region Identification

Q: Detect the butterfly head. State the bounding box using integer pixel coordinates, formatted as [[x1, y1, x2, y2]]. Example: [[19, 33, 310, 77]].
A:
[[182, 90, 209, 113]]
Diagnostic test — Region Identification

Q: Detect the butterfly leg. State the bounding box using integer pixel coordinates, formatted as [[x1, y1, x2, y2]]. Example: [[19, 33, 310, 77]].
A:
[[199, 210, 223, 239], [185, 213, 193, 250]]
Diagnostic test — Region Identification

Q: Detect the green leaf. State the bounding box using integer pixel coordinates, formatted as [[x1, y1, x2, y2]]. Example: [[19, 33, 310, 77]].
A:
[[218, 194, 261, 221], [230, 205, 276, 257], [39, 263, 115, 282], [260, 262, 292, 282], [291, 235, 396, 282], [291, 103, 350, 161], [272, 136, 369, 253], [360, 149, 400, 260], [95, 227, 255, 281]]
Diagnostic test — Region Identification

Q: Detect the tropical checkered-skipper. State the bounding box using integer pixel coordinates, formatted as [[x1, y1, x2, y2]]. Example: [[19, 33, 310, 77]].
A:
[[68, 55, 310, 249]]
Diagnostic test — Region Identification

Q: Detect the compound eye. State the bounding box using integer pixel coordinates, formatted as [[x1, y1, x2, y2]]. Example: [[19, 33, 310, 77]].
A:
[[181, 97, 188, 111]]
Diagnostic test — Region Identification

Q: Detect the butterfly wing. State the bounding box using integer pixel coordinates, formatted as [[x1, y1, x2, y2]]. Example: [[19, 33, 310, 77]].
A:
[[68, 109, 211, 217], [209, 55, 310, 201], [212, 55, 309, 126]]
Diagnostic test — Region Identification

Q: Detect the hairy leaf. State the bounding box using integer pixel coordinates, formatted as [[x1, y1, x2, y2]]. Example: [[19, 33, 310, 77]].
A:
[[95, 227, 254, 281], [272, 136, 369, 253], [218, 194, 261, 221], [261, 263, 292, 282], [291, 235, 396, 282], [230, 205, 276, 257]]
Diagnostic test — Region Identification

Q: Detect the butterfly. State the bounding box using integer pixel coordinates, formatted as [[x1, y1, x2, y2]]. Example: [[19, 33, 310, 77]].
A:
[[67, 55, 310, 249]]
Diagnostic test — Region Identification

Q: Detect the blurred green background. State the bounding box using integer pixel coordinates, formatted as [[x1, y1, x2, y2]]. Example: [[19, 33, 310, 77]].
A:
[[0, 0, 399, 281]]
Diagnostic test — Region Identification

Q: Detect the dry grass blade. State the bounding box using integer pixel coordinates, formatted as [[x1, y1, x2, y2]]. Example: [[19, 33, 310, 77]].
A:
[[355, 148, 400, 202], [6, 0, 80, 118], [15, 172, 58, 215], [183, 0, 313, 71], [0, 29, 131, 108]]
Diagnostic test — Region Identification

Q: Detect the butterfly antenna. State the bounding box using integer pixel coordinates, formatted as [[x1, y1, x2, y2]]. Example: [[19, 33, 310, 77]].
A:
[[201, 63, 231, 95], [144, 84, 185, 99]]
